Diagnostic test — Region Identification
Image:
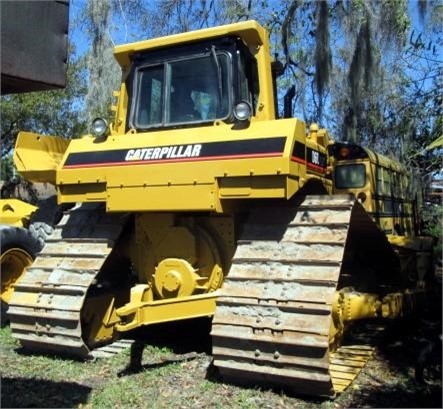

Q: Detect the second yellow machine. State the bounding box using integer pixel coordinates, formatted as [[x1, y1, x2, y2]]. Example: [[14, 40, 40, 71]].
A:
[[10, 21, 433, 397]]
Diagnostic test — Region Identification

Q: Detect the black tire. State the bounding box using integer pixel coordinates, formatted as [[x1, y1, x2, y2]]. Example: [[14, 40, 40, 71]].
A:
[[0, 225, 43, 257], [28, 196, 63, 247], [0, 225, 43, 326]]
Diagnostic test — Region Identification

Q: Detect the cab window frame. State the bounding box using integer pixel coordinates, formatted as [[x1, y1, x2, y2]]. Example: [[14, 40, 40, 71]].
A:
[[125, 37, 252, 132]]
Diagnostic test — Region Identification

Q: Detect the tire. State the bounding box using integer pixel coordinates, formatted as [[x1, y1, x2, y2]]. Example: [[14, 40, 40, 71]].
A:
[[28, 196, 65, 247], [0, 225, 43, 326]]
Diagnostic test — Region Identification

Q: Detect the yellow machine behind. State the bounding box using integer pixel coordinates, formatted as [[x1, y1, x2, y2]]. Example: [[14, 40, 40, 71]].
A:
[[8, 20, 434, 398], [0, 199, 41, 325]]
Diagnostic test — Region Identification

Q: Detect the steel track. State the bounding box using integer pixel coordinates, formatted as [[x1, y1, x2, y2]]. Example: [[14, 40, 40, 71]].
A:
[[211, 195, 385, 397], [8, 203, 127, 358]]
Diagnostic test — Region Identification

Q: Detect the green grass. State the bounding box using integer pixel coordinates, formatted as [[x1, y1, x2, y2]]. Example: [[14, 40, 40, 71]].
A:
[[1, 318, 441, 409]]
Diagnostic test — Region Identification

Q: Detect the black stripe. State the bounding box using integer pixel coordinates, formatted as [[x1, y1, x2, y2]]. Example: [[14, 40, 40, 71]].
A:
[[291, 142, 327, 170], [306, 147, 327, 169], [64, 137, 286, 167], [292, 141, 305, 160]]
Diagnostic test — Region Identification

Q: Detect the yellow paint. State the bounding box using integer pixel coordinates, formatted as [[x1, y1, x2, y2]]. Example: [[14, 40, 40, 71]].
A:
[[0, 199, 37, 227]]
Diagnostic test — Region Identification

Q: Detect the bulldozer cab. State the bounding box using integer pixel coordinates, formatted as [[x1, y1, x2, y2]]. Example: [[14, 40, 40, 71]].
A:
[[115, 22, 268, 134], [126, 36, 257, 130]]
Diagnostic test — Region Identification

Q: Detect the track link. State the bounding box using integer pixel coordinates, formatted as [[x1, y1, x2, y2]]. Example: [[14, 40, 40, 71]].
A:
[[211, 195, 380, 397], [7, 203, 127, 358]]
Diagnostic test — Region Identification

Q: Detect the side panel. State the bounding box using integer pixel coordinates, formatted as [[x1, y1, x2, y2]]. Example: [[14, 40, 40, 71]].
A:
[[13, 132, 70, 185]]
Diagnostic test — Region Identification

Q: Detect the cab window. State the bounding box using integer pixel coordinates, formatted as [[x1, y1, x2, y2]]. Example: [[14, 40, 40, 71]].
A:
[[132, 53, 230, 129]]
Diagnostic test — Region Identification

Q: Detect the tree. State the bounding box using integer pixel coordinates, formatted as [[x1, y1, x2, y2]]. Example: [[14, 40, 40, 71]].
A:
[[78, 0, 150, 123], [82, 0, 118, 123]]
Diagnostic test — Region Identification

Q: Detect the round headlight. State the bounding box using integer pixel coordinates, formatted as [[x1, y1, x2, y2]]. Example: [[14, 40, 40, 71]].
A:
[[233, 101, 252, 122], [92, 117, 108, 137]]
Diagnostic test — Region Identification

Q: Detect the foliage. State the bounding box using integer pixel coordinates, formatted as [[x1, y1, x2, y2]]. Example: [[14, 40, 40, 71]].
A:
[[0, 156, 14, 181], [74, 0, 151, 124], [421, 203, 443, 261], [83, 0, 119, 123]]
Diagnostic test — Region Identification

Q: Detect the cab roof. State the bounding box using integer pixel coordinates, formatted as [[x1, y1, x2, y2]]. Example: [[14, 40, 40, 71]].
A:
[[113, 20, 268, 69]]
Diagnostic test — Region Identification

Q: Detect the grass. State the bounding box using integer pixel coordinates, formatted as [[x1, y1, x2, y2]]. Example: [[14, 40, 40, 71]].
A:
[[1, 313, 441, 409]]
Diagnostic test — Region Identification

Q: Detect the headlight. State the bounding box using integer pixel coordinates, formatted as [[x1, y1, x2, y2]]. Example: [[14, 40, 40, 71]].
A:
[[92, 117, 108, 137], [233, 101, 252, 122]]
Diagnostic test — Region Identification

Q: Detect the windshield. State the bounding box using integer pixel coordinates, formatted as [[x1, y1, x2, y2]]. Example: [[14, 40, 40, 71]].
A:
[[334, 164, 366, 189], [131, 53, 230, 129]]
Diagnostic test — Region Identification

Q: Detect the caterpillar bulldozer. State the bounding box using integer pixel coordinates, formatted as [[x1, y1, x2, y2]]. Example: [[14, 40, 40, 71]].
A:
[[8, 20, 434, 398]]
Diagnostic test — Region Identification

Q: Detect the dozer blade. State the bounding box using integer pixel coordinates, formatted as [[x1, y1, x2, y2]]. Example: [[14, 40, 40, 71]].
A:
[[7, 203, 128, 359]]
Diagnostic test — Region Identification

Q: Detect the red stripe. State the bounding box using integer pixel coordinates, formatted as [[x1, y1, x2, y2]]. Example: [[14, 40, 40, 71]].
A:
[[291, 156, 306, 165], [291, 156, 326, 173]]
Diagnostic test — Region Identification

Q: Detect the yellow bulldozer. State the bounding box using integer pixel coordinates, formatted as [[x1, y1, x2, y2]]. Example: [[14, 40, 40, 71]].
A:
[[8, 20, 434, 398]]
